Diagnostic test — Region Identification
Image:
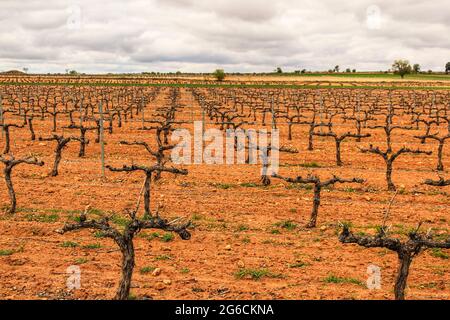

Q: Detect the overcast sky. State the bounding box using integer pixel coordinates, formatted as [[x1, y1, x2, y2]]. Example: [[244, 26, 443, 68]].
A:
[[0, 0, 449, 74]]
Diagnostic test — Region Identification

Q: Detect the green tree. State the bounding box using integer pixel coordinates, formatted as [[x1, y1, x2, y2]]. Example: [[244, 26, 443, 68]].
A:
[[413, 64, 421, 73], [213, 69, 226, 81], [276, 67, 283, 74], [392, 60, 412, 79], [446, 62, 450, 74]]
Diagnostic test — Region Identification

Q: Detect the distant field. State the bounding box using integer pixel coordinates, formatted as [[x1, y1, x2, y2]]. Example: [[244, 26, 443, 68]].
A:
[[264, 72, 450, 80], [1, 81, 450, 91], [223, 73, 450, 83]]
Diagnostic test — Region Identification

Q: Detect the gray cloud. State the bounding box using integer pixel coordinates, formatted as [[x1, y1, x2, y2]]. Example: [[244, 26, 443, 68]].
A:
[[0, 0, 449, 73]]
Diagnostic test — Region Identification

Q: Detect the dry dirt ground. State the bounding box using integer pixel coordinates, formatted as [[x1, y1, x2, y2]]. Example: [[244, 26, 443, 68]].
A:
[[0, 87, 448, 300]]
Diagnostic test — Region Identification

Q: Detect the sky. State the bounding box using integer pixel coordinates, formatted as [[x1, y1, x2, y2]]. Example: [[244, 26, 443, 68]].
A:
[[0, 0, 449, 74]]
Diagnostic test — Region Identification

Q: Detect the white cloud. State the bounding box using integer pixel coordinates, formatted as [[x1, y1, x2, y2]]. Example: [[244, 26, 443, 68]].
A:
[[0, 0, 449, 73]]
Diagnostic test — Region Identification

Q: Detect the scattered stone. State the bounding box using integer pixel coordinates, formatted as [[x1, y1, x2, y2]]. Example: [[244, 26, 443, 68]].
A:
[[152, 268, 161, 276], [154, 283, 165, 291]]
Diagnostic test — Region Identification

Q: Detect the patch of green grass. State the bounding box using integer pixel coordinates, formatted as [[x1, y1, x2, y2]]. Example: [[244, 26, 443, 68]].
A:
[[181, 268, 190, 274], [211, 183, 235, 190], [430, 248, 449, 260], [191, 214, 203, 221], [286, 183, 313, 191], [236, 224, 249, 232], [300, 162, 321, 168], [323, 274, 364, 286], [16, 207, 39, 213], [161, 233, 174, 243], [240, 183, 258, 188], [139, 232, 161, 241], [0, 249, 14, 256], [74, 258, 88, 265], [289, 261, 309, 268], [270, 229, 281, 235], [70, 216, 84, 223], [88, 208, 106, 216], [82, 243, 101, 249], [340, 221, 354, 229], [94, 231, 107, 238], [274, 220, 297, 231], [61, 241, 79, 248], [24, 213, 59, 223], [242, 236, 251, 244], [433, 232, 450, 241], [418, 282, 438, 289], [261, 238, 288, 246], [140, 266, 156, 274], [110, 214, 130, 227], [205, 221, 228, 231], [154, 254, 172, 261], [234, 268, 283, 280]]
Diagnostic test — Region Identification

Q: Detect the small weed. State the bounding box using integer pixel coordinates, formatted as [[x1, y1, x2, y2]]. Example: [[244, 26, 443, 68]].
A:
[[242, 236, 251, 244], [430, 248, 449, 260], [61, 241, 79, 248], [0, 249, 14, 256], [94, 231, 107, 238], [25, 213, 59, 223], [324, 274, 363, 286], [234, 268, 283, 281], [300, 162, 321, 168], [289, 261, 309, 268], [140, 266, 156, 274], [240, 183, 258, 188], [274, 220, 297, 231], [128, 293, 137, 300], [110, 214, 130, 227], [211, 183, 234, 190], [82, 243, 101, 249], [154, 254, 172, 261], [75, 258, 88, 265], [161, 233, 174, 243], [236, 224, 249, 232]]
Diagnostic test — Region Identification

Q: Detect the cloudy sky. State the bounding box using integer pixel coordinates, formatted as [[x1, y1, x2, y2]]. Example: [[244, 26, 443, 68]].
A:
[[0, 0, 449, 74]]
